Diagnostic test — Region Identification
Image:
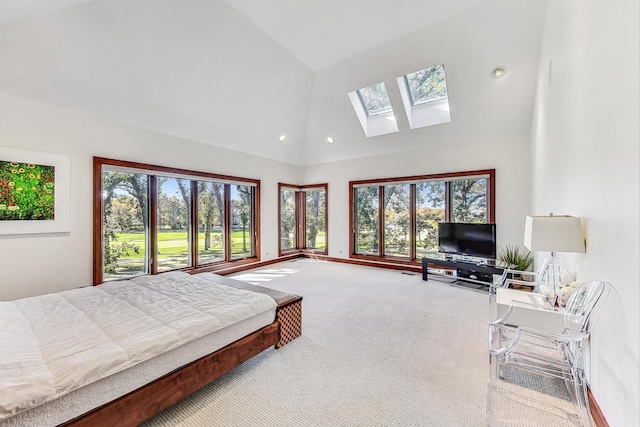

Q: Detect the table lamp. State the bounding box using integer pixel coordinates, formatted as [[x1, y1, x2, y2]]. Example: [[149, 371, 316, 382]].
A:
[[524, 214, 585, 306]]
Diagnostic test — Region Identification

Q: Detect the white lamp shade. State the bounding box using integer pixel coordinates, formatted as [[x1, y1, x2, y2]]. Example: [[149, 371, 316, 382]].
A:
[[524, 215, 585, 253]]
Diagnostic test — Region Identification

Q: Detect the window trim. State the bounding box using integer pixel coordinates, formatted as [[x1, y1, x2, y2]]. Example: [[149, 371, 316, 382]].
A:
[[349, 169, 495, 264], [278, 183, 328, 256], [93, 157, 260, 285]]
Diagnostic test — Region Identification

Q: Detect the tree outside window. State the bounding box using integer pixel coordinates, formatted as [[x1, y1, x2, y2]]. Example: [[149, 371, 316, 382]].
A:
[[231, 185, 253, 259], [96, 158, 259, 284], [406, 64, 448, 105], [384, 184, 410, 257], [351, 170, 494, 263], [278, 184, 327, 255], [305, 189, 326, 249], [198, 181, 225, 264], [416, 181, 445, 255], [102, 170, 148, 280], [452, 179, 487, 223], [354, 186, 379, 254], [280, 188, 296, 250]]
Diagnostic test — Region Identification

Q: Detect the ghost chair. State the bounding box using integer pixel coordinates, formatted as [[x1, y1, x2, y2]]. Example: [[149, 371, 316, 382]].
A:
[[487, 280, 610, 427]]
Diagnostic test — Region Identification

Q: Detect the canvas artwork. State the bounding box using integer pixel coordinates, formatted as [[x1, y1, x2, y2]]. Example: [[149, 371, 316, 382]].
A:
[[0, 147, 69, 235], [0, 160, 55, 221]]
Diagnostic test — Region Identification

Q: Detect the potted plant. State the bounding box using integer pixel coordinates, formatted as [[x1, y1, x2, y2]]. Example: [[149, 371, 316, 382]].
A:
[[497, 244, 533, 272], [497, 245, 534, 289]]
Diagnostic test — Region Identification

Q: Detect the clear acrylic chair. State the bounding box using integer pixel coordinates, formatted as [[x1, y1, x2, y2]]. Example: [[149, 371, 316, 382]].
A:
[[487, 280, 611, 426]]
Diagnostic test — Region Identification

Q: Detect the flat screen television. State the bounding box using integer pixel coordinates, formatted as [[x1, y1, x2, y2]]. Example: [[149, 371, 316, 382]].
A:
[[438, 222, 497, 259]]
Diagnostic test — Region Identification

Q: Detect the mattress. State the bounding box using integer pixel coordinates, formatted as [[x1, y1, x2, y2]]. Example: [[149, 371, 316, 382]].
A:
[[0, 271, 277, 424]]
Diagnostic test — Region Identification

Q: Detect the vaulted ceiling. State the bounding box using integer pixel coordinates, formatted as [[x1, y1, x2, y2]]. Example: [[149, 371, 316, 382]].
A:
[[0, 0, 546, 166]]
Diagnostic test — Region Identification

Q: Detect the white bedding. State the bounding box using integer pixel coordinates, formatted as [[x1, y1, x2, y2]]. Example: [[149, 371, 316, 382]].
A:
[[0, 271, 277, 421]]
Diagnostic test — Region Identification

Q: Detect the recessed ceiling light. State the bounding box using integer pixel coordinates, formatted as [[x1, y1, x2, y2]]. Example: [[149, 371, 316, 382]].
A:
[[278, 134, 286, 142], [327, 137, 335, 144], [491, 66, 506, 79]]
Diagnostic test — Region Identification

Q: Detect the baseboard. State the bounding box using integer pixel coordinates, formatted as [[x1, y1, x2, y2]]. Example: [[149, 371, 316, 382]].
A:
[[589, 388, 609, 427], [196, 253, 302, 276], [195, 252, 422, 276], [302, 253, 422, 274]]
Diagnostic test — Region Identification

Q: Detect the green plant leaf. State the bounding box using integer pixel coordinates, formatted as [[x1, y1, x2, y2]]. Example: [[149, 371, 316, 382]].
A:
[[497, 244, 533, 271]]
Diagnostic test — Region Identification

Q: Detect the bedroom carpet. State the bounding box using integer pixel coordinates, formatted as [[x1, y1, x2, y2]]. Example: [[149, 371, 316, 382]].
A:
[[142, 260, 582, 427]]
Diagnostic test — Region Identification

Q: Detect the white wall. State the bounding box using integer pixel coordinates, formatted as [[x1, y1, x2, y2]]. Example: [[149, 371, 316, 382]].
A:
[[303, 138, 532, 259], [0, 92, 300, 300], [531, 1, 640, 424]]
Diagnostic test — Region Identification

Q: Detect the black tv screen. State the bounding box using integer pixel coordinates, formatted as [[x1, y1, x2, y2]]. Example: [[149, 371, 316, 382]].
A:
[[438, 222, 497, 259]]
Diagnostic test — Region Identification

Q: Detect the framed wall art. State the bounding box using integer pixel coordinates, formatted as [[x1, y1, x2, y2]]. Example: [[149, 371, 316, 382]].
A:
[[0, 146, 70, 235]]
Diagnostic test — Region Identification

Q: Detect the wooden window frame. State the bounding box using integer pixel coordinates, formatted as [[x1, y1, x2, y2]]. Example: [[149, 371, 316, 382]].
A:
[[278, 183, 328, 256], [349, 169, 495, 265], [93, 157, 260, 285]]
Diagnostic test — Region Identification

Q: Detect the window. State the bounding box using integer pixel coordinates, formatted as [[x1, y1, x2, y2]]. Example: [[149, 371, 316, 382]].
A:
[[94, 158, 259, 284], [101, 170, 149, 280], [451, 179, 488, 223], [305, 188, 326, 250], [230, 184, 255, 259], [279, 183, 327, 255], [157, 177, 192, 272], [405, 64, 448, 105], [357, 82, 393, 116], [348, 82, 399, 138], [198, 181, 225, 264], [280, 188, 297, 251], [384, 184, 410, 257], [416, 181, 445, 256], [354, 185, 379, 254], [350, 170, 494, 263], [397, 64, 452, 129]]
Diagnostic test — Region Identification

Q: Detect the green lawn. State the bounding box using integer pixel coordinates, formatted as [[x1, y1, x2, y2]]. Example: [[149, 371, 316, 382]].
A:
[[113, 230, 326, 257], [108, 229, 326, 277], [111, 230, 251, 259]]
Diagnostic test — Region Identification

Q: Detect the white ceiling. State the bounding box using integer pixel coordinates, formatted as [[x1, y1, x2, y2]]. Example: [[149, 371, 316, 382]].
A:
[[0, 0, 546, 166], [1, 0, 491, 70], [0, 0, 94, 25], [224, 0, 491, 71]]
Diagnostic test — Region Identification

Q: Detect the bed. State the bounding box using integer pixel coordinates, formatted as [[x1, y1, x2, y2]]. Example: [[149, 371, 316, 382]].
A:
[[0, 271, 302, 427]]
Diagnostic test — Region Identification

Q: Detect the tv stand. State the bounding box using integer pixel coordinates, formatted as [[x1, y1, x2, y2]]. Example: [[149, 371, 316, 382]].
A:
[[422, 255, 504, 288]]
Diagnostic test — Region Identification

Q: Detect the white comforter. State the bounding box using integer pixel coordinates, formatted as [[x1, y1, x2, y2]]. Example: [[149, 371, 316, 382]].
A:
[[0, 271, 276, 420]]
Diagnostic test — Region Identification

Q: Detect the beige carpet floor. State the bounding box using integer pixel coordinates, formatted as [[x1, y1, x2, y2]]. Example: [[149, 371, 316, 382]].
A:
[[141, 260, 583, 427]]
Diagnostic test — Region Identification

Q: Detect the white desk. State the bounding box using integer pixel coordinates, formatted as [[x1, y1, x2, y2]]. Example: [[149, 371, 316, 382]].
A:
[[495, 288, 566, 334]]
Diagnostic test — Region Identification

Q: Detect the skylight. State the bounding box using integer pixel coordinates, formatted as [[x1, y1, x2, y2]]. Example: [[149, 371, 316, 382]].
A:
[[356, 82, 393, 117], [348, 82, 399, 138], [405, 64, 448, 106], [397, 64, 451, 129]]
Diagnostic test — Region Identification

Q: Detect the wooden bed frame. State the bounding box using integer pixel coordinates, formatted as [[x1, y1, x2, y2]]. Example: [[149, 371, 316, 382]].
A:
[[63, 321, 280, 426], [60, 275, 302, 427]]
